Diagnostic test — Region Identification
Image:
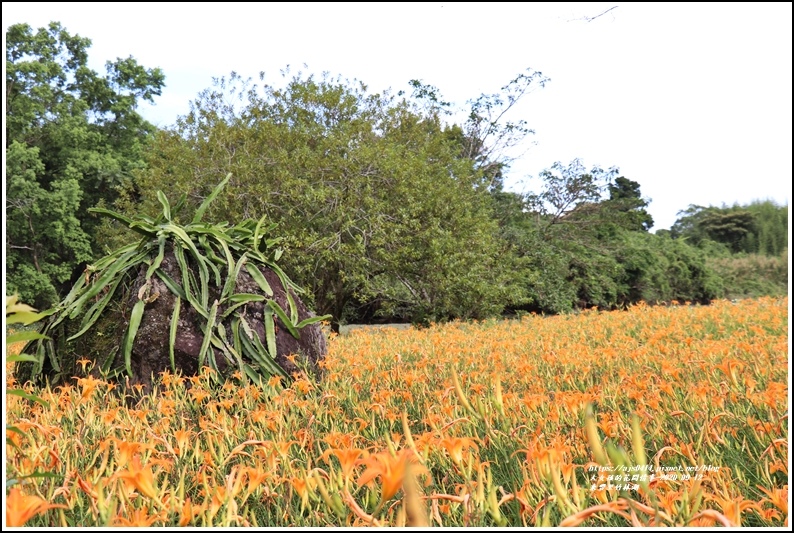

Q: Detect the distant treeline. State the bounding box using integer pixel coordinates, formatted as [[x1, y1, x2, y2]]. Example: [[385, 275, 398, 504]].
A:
[[6, 22, 788, 326]]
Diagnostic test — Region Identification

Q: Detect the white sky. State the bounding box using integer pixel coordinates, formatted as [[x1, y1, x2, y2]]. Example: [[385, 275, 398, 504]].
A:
[[3, 2, 792, 230]]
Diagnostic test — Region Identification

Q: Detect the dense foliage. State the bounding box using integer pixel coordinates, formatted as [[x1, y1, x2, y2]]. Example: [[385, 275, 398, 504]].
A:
[[126, 70, 535, 325], [670, 200, 788, 256], [5, 22, 164, 308], [667, 200, 788, 301]]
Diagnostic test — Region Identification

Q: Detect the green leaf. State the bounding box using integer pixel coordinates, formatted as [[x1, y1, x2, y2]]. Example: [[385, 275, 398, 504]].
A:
[[267, 300, 299, 339], [263, 306, 278, 359], [44, 339, 60, 373], [166, 224, 211, 308], [253, 214, 271, 253], [60, 269, 88, 307], [242, 363, 265, 386], [69, 248, 147, 318], [164, 224, 207, 267], [196, 234, 224, 282], [239, 321, 289, 381], [100, 345, 119, 376], [222, 253, 248, 300], [157, 190, 172, 221], [154, 269, 187, 300], [172, 192, 188, 216], [6, 331, 48, 344], [227, 293, 267, 303], [193, 173, 232, 223], [198, 300, 219, 371], [221, 293, 266, 319], [146, 236, 167, 279], [169, 297, 181, 373], [7, 388, 49, 408], [123, 299, 147, 377], [6, 425, 26, 438], [295, 314, 333, 329], [246, 263, 273, 296], [6, 310, 49, 326], [174, 245, 208, 319], [216, 327, 245, 378], [67, 274, 125, 341], [88, 207, 135, 228], [126, 220, 159, 238], [7, 353, 40, 363]]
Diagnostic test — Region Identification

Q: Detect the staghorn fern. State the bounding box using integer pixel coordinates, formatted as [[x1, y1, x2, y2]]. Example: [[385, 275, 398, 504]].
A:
[[22, 174, 330, 386]]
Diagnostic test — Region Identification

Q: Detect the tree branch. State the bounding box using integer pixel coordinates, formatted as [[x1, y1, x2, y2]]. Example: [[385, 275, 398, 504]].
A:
[[567, 6, 619, 23]]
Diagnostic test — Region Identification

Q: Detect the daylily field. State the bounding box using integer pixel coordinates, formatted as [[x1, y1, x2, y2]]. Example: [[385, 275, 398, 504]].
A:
[[5, 297, 789, 527]]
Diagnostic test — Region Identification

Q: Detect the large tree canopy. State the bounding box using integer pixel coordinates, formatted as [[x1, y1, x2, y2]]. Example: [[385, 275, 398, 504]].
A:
[[5, 21, 165, 308], [671, 200, 787, 256], [127, 69, 544, 325]]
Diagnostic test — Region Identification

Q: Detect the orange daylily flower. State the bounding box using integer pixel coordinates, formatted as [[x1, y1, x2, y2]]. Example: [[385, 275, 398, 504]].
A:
[[179, 497, 207, 526], [321, 447, 366, 480], [76, 357, 92, 373], [439, 436, 479, 465], [758, 484, 788, 515], [710, 494, 764, 526], [6, 487, 67, 527], [357, 448, 428, 501], [114, 455, 160, 500], [243, 466, 271, 495], [114, 439, 149, 467], [113, 507, 164, 526], [76, 375, 103, 400], [77, 475, 99, 500], [173, 429, 193, 457]]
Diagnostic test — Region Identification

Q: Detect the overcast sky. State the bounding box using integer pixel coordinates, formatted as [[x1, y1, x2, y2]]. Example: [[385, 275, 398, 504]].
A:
[[4, 2, 792, 230]]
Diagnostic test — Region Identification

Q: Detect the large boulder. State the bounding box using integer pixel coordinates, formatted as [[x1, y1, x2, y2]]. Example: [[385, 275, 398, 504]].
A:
[[17, 176, 329, 393], [124, 247, 327, 393]]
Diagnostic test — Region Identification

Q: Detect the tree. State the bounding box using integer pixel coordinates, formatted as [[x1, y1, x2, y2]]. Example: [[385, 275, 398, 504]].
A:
[[605, 176, 654, 231], [5, 22, 165, 308], [499, 159, 716, 312], [671, 201, 786, 255], [125, 69, 518, 326], [407, 67, 549, 193], [525, 158, 618, 227]]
